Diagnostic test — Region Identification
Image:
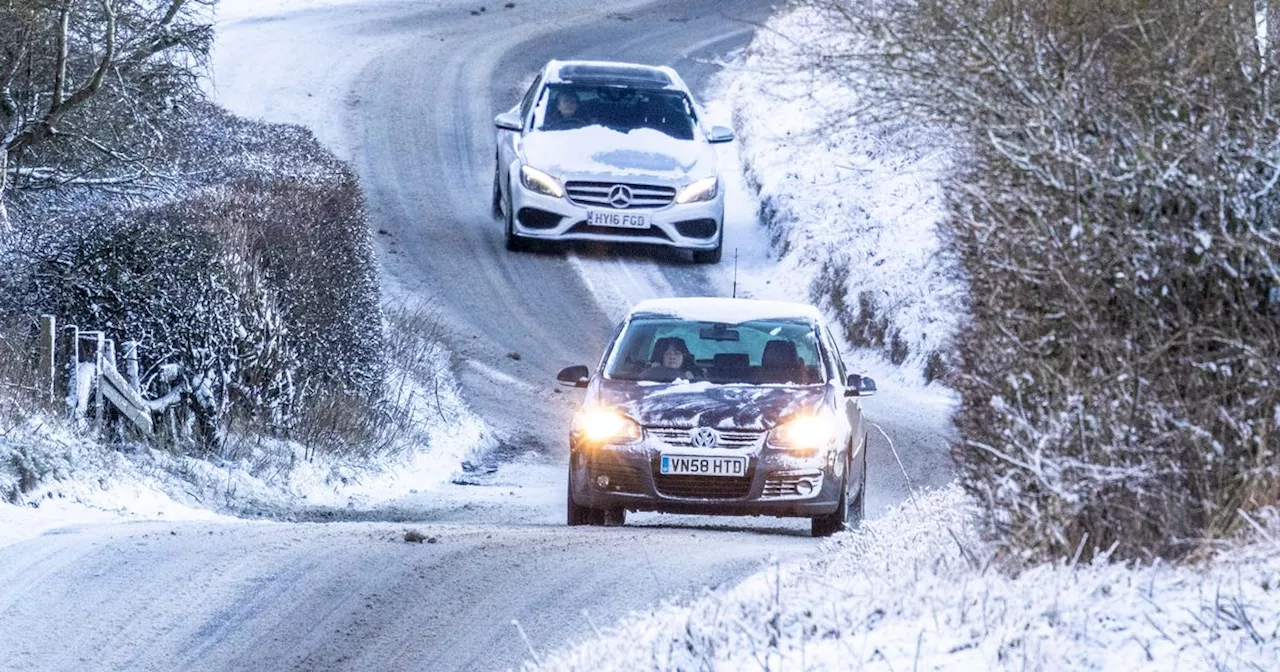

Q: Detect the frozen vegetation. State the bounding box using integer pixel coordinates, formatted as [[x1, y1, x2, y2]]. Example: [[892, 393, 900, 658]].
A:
[[725, 8, 963, 384], [528, 487, 1280, 671]]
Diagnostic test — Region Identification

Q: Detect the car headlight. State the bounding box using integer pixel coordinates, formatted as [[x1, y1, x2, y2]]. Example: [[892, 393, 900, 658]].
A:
[[675, 177, 718, 204], [767, 413, 838, 456], [520, 165, 564, 198], [573, 409, 642, 445]]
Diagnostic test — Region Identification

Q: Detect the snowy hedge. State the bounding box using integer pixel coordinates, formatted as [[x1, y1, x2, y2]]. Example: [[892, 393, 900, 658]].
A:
[[787, 0, 1280, 560], [0, 103, 385, 452]]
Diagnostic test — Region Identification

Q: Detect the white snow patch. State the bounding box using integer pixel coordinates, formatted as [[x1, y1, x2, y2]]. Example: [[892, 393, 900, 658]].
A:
[[213, 0, 389, 23], [0, 339, 496, 541], [528, 487, 1280, 670], [717, 5, 965, 385], [523, 126, 709, 180]]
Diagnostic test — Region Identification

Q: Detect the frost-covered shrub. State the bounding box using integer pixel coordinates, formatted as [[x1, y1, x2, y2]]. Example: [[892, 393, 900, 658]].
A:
[[0, 324, 39, 428], [729, 12, 962, 380], [800, 0, 1280, 560], [0, 104, 386, 456]]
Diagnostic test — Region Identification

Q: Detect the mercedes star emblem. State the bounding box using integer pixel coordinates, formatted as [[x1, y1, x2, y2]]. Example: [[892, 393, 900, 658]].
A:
[[608, 185, 633, 209]]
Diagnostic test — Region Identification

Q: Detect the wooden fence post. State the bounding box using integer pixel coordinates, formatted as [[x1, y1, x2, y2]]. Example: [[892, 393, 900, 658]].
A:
[[92, 333, 105, 428], [123, 341, 140, 392], [62, 325, 79, 422], [38, 315, 55, 408]]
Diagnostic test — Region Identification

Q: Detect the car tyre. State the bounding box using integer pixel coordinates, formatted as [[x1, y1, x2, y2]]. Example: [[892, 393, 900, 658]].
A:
[[849, 438, 867, 528], [811, 451, 854, 537], [692, 236, 722, 264], [504, 193, 530, 252], [567, 473, 594, 526], [600, 508, 626, 527], [491, 165, 503, 221]]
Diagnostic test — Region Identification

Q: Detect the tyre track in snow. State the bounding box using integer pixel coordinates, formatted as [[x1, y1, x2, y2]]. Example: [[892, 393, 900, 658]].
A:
[[0, 520, 810, 671]]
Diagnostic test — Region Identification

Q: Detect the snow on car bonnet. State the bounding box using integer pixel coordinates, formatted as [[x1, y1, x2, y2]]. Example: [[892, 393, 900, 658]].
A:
[[522, 126, 704, 179]]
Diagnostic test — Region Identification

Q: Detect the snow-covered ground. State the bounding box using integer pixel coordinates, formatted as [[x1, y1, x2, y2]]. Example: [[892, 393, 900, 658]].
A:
[[721, 6, 963, 384], [528, 486, 1280, 670], [213, 0, 375, 22], [519, 3, 1279, 669], [0, 337, 496, 548]]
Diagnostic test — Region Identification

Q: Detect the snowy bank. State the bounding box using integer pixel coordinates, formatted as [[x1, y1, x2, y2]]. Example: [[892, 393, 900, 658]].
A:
[[0, 333, 494, 540], [527, 486, 1280, 670], [725, 5, 963, 384]]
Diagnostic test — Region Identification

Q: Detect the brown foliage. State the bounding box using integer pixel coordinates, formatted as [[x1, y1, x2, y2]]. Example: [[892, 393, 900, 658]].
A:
[[801, 0, 1280, 561]]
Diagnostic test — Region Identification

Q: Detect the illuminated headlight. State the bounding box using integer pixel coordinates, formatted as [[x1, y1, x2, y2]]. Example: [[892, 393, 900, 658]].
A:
[[767, 414, 838, 456], [520, 165, 564, 198], [573, 409, 642, 445], [675, 177, 719, 204]]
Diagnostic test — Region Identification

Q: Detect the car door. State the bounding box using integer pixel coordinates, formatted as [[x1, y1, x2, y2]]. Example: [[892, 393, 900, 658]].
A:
[[822, 327, 863, 458], [498, 74, 543, 199]]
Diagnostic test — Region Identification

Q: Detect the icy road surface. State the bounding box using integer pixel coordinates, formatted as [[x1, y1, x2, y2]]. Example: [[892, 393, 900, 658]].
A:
[[0, 1, 954, 670]]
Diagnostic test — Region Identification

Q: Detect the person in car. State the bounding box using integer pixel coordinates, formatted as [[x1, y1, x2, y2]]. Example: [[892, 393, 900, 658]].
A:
[[546, 91, 585, 129], [641, 337, 701, 381]]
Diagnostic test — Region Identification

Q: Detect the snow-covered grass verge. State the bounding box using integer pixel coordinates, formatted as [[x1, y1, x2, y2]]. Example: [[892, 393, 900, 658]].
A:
[[724, 5, 963, 385], [527, 487, 1280, 670], [0, 304, 495, 542]]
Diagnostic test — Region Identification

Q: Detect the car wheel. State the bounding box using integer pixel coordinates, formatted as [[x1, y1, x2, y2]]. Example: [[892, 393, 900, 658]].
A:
[[491, 164, 503, 221], [504, 194, 529, 252], [692, 237, 722, 264], [811, 452, 852, 537], [848, 438, 867, 528], [600, 508, 626, 527], [566, 472, 593, 526]]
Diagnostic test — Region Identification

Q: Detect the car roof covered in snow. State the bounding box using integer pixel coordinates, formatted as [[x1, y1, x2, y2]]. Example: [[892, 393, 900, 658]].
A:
[[627, 298, 825, 324], [544, 60, 684, 91]]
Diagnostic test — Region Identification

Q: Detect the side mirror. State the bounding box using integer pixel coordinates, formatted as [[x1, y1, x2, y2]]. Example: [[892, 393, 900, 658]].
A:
[[495, 112, 523, 132], [707, 126, 735, 144], [845, 374, 877, 397], [557, 365, 590, 389]]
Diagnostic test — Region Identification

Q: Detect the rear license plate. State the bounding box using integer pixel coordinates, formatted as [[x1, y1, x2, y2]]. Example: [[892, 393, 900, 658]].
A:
[[660, 455, 748, 477], [586, 210, 649, 229]]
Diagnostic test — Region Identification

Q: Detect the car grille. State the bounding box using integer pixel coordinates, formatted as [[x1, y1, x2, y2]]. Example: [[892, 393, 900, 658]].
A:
[[653, 472, 754, 499], [646, 427, 762, 450], [565, 181, 676, 210], [762, 470, 824, 499], [588, 461, 644, 494]]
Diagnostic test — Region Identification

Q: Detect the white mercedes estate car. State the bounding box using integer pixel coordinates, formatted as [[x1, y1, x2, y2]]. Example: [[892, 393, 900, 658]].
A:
[[492, 60, 735, 263]]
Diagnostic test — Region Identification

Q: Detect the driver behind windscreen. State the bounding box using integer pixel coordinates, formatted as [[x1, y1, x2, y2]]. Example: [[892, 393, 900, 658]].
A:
[[546, 90, 582, 128], [642, 337, 701, 381]]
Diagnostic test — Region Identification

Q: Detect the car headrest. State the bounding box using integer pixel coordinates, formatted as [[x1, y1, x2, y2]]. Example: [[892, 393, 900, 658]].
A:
[[762, 340, 799, 369], [712, 353, 749, 369]]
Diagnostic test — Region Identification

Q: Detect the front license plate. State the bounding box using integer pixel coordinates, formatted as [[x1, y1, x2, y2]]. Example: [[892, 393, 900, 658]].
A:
[[586, 210, 649, 229], [660, 455, 748, 477]]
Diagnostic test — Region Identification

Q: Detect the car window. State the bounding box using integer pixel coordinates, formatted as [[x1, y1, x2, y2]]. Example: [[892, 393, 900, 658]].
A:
[[604, 317, 826, 384], [532, 83, 696, 140], [519, 74, 543, 123], [821, 327, 847, 382]]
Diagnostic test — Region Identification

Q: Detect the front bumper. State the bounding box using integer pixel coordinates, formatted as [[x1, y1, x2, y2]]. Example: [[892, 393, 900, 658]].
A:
[[569, 439, 843, 517], [509, 178, 724, 251]]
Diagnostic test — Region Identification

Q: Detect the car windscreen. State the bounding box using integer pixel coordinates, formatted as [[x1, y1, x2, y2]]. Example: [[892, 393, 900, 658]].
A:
[[533, 84, 697, 140], [604, 317, 827, 385]]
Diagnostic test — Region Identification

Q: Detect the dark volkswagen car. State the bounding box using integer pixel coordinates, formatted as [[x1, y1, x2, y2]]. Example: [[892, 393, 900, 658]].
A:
[[557, 298, 877, 537]]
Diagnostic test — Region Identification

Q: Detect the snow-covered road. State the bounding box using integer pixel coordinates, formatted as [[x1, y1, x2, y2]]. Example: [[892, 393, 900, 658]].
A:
[[0, 516, 815, 670], [0, 1, 954, 669]]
